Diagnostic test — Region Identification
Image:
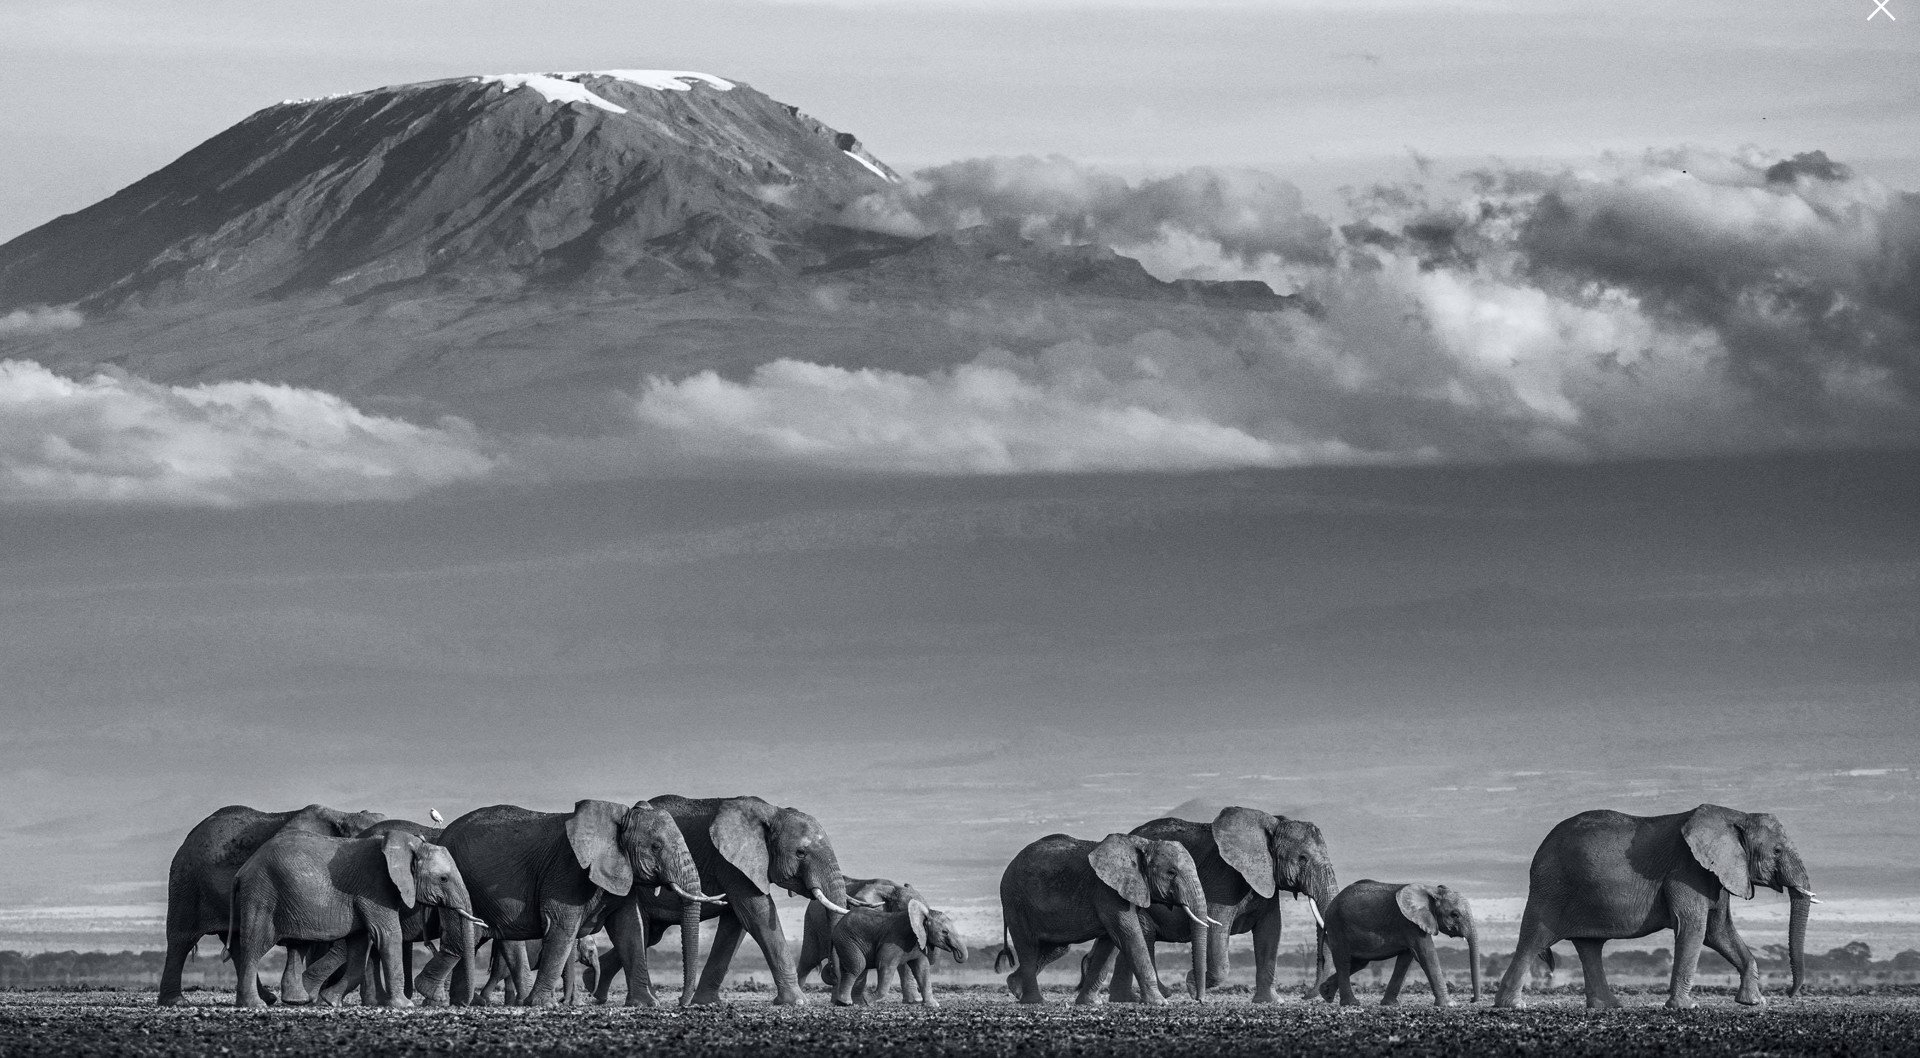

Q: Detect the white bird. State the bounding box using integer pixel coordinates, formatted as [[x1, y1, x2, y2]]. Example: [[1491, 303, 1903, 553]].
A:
[[429, 808, 444, 823]]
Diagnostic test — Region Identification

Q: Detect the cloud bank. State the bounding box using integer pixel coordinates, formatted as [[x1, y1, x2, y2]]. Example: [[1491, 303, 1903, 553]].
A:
[[0, 306, 83, 337], [0, 360, 494, 506]]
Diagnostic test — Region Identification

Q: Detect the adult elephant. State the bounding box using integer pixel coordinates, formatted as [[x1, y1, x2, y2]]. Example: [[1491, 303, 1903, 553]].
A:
[[1085, 807, 1337, 1004], [1317, 880, 1480, 1006], [798, 876, 924, 992], [159, 803, 384, 1006], [997, 832, 1218, 1006], [301, 818, 445, 1004], [595, 795, 855, 1006], [1493, 803, 1817, 1009], [416, 800, 719, 1007]]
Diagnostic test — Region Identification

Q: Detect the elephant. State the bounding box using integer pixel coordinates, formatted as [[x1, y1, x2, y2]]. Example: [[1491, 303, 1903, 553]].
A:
[[1080, 807, 1337, 1005], [159, 803, 384, 1006], [1493, 803, 1817, 1009], [300, 818, 448, 1005], [798, 876, 924, 996], [228, 827, 478, 1008], [593, 794, 855, 1006], [415, 800, 718, 1007], [830, 899, 968, 1007], [996, 832, 1218, 1006], [1316, 880, 1480, 1006]]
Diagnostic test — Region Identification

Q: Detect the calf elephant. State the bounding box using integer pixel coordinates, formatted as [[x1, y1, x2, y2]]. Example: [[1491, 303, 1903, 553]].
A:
[[484, 936, 601, 1006], [160, 803, 384, 1005], [798, 876, 923, 995], [1318, 880, 1479, 1006], [1083, 807, 1337, 1004], [229, 828, 477, 1008], [417, 800, 718, 1007], [997, 832, 1219, 1005], [830, 899, 967, 1007], [1493, 803, 1816, 1009], [302, 818, 447, 1005], [595, 795, 854, 1006]]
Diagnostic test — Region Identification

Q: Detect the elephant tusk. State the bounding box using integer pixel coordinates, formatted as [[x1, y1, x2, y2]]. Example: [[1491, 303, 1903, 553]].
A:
[[670, 882, 727, 905], [811, 888, 850, 915], [1205, 917, 1226, 929], [1307, 896, 1326, 930], [1181, 905, 1209, 927], [847, 896, 884, 909], [1791, 887, 1822, 904], [451, 908, 487, 927]]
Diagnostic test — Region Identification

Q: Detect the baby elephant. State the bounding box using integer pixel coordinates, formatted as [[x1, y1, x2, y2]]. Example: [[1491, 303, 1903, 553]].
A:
[[1319, 880, 1480, 1006], [230, 828, 478, 1008], [829, 899, 968, 1007]]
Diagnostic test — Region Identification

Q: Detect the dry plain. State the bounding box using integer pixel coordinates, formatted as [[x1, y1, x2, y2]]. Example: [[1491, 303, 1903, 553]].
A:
[[3, 987, 1917, 1057]]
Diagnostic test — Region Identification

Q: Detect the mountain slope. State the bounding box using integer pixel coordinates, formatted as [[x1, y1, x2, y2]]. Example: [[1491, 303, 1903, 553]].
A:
[[0, 71, 898, 312]]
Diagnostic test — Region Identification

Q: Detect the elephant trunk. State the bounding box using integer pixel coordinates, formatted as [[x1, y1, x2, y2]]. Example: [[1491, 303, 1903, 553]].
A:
[[669, 845, 704, 1007], [805, 853, 851, 915], [1310, 867, 1337, 998], [1465, 920, 1482, 1003], [1787, 889, 1810, 997], [1177, 867, 1210, 1003]]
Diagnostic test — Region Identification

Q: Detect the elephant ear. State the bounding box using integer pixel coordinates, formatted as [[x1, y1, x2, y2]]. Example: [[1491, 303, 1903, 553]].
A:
[[1211, 807, 1278, 899], [906, 898, 931, 950], [382, 830, 420, 909], [565, 799, 635, 897], [1089, 834, 1152, 909], [1396, 884, 1439, 935], [711, 799, 771, 894], [1683, 804, 1754, 899]]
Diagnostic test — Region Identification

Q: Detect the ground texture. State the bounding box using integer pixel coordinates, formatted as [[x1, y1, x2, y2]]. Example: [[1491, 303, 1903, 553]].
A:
[[3, 988, 1918, 1057]]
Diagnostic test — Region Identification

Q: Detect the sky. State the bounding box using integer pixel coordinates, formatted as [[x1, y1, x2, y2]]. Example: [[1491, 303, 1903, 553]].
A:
[[0, 0, 1914, 240], [1, 0, 1918, 963]]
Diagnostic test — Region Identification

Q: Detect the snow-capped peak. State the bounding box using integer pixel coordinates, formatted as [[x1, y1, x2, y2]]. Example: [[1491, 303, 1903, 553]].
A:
[[476, 70, 734, 113]]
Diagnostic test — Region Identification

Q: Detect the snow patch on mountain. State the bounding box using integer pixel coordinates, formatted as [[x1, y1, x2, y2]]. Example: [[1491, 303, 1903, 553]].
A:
[[594, 70, 735, 92], [844, 150, 896, 183], [477, 74, 628, 113]]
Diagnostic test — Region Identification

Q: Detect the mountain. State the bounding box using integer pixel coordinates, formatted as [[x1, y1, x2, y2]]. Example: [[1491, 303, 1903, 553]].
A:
[[0, 70, 1296, 421], [0, 71, 901, 312]]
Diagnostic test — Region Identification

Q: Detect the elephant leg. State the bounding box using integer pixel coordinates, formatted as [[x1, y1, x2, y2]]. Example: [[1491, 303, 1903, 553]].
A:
[[1493, 911, 1558, 1008], [832, 944, 867, 1006], [897, 957, 919, 1003], [604, 903, 657, 1008], [1006, 927, 1047, 1004], [158, 930, 200, 1006], [1108, 914, 1166, 1006], [371, 924, 413, 1008], [527, 915, 589, 1007], [1704, 899, 1764, 1007], [1078, 937, 1118, 1004], [1411, 937, 1451, 1007], [278, 941, 312, 1004], [1665, 880, 1712, 1010], [1571, 938, 1619, 1009], [318, 934, 369, 1006], [1336, 957, 1367, 1006], [693, 913, 746, 1005], [1204, 905, 1235, 991], [728, 895, 804, 1006], [1249, 905, 1283, 1004], [1381, 952, 1413, 1005], [301, 939, 351, 999]]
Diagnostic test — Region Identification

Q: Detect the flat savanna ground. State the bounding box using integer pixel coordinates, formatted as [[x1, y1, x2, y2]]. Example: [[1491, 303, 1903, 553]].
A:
[[3, 987, 1917, 1057]]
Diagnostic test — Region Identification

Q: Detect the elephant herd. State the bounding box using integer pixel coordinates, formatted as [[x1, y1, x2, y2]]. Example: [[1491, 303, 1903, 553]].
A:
[[158, 795, 1816, 1012]]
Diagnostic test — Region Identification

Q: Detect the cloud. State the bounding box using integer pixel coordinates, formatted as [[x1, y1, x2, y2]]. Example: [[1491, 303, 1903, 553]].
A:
[[0, 306, 83, 337], [633, 354, 1369, 472], [0, 360, 495, 506]]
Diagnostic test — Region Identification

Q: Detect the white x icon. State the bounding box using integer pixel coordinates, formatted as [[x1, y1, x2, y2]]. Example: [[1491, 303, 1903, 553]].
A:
[[1869, 0, 1895, 19]]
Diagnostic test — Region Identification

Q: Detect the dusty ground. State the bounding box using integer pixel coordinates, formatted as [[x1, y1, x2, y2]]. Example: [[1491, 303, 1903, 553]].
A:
[[2, 987, 1916, 1057]]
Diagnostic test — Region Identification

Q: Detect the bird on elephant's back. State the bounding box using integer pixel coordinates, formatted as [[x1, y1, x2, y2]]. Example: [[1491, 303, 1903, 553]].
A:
[[596, 794, 856, 1007], [1494, 803, 1818, 1010], [159, 803, 385, 1006]]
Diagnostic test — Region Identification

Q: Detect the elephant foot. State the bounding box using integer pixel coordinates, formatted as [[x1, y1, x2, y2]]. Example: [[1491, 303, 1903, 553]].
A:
[[1586, 993, 1622, 1010], [1252, 991, 1282, 1005], [1432, 999, 1455, 1009], [157, 993, 184, 1008], [1664, 996, 1697, 1011], [384, 995, 414, 1009], [770, 992, 807, 1007], [623, 990, 657, 1008], [687, 989, 725, 1006], [1380, 996, 1399, 1007], [1072, 992, 1103, 1006], [1735, 989, 1766, 1008]]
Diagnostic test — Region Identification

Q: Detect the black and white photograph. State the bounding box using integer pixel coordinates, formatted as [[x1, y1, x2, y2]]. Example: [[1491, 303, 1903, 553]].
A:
[[0, 0, 1915, 1054]]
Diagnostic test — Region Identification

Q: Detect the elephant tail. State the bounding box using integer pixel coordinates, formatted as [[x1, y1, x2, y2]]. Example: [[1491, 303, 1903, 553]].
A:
[[994, 923, 1017, 973]]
